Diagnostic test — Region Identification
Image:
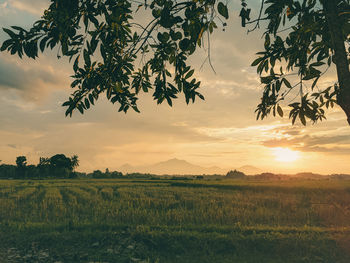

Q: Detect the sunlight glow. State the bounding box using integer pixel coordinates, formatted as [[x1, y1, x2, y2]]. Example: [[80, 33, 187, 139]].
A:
[[272, 147, 300, 162]]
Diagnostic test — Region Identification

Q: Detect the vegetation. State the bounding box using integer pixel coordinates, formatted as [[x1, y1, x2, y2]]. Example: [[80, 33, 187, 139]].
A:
[[226, 170, 246, 179], [91, 168, 123, 178], [1, 0, 349, 125], [252, 0, 350, 125], [0, 154, 80, 179], [0, 156, 153, 180], [0, 178, 349, 262]]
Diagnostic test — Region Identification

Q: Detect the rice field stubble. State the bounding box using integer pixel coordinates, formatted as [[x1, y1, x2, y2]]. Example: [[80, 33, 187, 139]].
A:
[[0, 178, 349, 262]]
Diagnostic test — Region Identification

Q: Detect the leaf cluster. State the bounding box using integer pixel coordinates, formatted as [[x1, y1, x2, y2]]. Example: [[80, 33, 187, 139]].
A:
[[1, 0, 230, 116], [252, 0, 349, 125]]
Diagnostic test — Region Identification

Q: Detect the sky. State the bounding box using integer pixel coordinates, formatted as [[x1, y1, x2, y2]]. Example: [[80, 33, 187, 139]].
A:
[[0, 0, 349, 174]]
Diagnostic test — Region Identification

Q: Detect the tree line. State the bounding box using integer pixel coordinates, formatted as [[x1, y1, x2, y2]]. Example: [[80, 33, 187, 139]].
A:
[[0, 154, 124, 179], [0, 154, 79, 179]]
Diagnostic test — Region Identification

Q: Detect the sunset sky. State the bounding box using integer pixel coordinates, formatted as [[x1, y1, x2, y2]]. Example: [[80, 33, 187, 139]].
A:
[[0, 0, 349, 174]]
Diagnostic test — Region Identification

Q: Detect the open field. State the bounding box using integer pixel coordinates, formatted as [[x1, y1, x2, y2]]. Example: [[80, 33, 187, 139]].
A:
[[0, 178, 349, 262]]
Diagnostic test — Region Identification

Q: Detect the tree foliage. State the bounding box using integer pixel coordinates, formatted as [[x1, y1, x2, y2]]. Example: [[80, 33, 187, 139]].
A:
[[251, 0, 350, 125], [15, 156, 27, 168], [1, 0, 229, 116], [1, 0, 349, 125], [226, 169, 246, 178], [0, 155, 128, 179], [13, 154, 80, 179]]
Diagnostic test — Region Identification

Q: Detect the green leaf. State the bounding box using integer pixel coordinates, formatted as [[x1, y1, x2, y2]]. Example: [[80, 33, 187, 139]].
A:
[[89, 94, 95, 105], [11, 26, 24, 31], [3, 28, 17, 39], [173, 32, 182, 41], [311, 77, 319, 90], [132, 105, 140, 113], [157, 32, 169, 43], [217, 2, 229, 20], [90, 38, 98, 53], [310, 61, 325, 67], [264, 34, 270, 48], [152, 9, 161, 18], [299, 112, 306, 126], [77, 103, 84, 114], [185, 69, 194, 79], [73, 55, 80, 72], [166, 96, 172, 106], [277, 105, 283, 117], [83, 49, 90, 67], [197, 92, 205, 100], [0, 39, 13, 51], [39, 37, 48, 52], [179, 38, 190, 51], [62, 101, 71, 107], [261, 76, 274, 84], [62, 41, 68, 55], [303, 68, 321, 80], [251, 57, 264, 67], [84, 98, 90, 109], [282, 78, 292, 89]]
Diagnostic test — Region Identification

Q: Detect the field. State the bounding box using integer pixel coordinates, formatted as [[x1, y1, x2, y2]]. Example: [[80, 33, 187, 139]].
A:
[[0, 178, 349, 262]]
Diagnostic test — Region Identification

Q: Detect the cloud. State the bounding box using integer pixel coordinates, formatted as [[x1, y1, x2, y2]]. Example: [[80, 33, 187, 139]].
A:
[[262, 134, 350, 154], [0, 54, 70, 102], [0, 1, 349, 175], [0, 1, 9, 8], [8, 0, 48, 16]]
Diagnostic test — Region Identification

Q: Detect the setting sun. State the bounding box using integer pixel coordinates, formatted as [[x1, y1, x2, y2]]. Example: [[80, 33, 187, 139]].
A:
[[272, 147, 300, 162]]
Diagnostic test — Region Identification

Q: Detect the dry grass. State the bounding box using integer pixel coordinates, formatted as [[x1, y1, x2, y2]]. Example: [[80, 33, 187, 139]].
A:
[[0, 178, 349, 262]]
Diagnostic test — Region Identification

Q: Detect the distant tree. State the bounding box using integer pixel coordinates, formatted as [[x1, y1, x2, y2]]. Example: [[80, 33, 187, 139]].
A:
[[0, 164, 16, 179], [16, 156, 27, 168], [110, 171, 123, 178], [0, 155, 80, 179], [36, 154, 79, 178], [71, 171, 87, 178], [38, 157, 50, 166], [37, 157, 51, 178], [226, 170, 246, 179], [26, 165, 40, 178], [49, 154, 73, 178], [50, 154, 72, 168], [254, 172, 281, 180], [92, 170, 103, 178], [70, 155, 79, 171], [15, 156, 27, 178], [90, 169, 123, 178]]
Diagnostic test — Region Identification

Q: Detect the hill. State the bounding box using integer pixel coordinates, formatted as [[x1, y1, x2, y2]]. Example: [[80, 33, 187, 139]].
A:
[[118, 158, 226, 175], [236, 165, 262, 175]]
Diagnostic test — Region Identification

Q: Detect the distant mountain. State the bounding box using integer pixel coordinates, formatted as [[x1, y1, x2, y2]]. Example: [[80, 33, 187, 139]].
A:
[[148, 158, 205, 174], [117, 160, 348, 179], [237, 165, 262, 175], [118, 158, 226, 175], [118, 163, 134, 173]]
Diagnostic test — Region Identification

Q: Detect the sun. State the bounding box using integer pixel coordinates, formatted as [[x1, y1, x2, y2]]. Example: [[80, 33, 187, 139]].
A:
[[272, 147, 300, 162]]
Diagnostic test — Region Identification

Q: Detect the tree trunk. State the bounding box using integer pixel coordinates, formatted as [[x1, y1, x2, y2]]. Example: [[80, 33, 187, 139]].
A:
[[321, 0, 350, 125]]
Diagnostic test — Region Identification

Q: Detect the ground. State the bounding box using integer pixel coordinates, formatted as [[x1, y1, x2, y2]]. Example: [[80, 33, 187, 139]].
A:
[[0, 178, 349, 262]]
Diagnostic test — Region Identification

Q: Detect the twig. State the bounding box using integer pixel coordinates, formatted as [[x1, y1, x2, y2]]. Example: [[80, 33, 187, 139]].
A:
[[247, 0, 266, 33]]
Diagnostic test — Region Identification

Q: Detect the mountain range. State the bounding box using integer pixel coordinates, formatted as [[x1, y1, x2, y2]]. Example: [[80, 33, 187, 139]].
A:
[[118, 158, 262, 175]]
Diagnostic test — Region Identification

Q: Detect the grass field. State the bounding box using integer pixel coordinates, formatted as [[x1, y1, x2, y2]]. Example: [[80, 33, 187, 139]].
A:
[[0, 178, 349, 262]]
